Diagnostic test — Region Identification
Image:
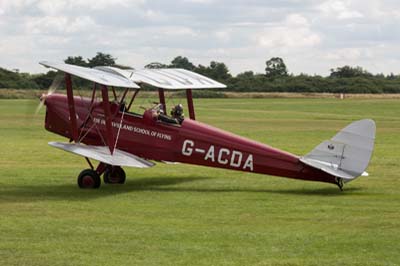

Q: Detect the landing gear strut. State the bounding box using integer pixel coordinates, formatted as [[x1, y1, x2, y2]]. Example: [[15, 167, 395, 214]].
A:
[[335, 177, 344, 191]]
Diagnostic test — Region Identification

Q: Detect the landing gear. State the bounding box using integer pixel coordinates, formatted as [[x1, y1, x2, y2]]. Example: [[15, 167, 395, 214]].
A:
[[103, 166, 126, 184], [77, 161, 126, 188], [335, 177, 344, 191], [77, 169, 101, 189]]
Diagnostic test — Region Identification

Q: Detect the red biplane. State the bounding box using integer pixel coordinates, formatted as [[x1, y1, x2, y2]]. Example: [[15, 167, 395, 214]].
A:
[[38, 61, 375, 190]]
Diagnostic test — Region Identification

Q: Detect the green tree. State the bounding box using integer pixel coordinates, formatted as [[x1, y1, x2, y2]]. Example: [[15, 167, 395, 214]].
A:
[[64, 56, 88, 67], [330, 66, 372, 78], [31, 71, 57, 89], [195, 61, 231, 81], [208, 61, 231, 80], [113, 64, 134, 70], [87, 52, 116, 67], [0, 68, 39, 89], [145, 62, 168, 69], [170, 56, 195, 70], [265, 57, 288, 79], [236, 71, 254, 79]]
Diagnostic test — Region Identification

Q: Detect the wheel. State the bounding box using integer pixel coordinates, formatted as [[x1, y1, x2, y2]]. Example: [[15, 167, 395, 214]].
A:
[[103, 166, 126, 184], [77, 169, 101, 189]]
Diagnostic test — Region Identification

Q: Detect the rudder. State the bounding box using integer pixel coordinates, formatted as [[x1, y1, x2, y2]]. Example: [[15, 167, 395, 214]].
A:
[[300, 119, 376, 183]]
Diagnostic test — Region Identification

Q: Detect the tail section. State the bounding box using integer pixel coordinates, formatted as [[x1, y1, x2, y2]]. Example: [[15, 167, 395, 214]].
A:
[[300, 119, 376, 185]]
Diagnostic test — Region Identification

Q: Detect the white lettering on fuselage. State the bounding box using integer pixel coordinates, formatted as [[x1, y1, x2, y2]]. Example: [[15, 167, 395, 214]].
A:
[[181, 139, 254, 171], [93, 117, 171, 141], [182, 140, 194, 156]]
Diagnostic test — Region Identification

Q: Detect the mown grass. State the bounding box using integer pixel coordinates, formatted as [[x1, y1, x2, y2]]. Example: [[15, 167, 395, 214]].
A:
[[0, 98, 399, 266]]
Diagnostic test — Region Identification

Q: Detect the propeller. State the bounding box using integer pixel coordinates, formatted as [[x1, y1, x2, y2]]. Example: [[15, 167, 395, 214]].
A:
[[35, 72, 64, 114]]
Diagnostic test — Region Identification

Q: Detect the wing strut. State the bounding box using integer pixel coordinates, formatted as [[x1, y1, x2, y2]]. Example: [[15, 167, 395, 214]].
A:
[[186, 89, 195, 120], [101, 85, 115, 154], [158, 88, 166, 113], [65, 73, 79, 141], [127, 89, 140, 111]]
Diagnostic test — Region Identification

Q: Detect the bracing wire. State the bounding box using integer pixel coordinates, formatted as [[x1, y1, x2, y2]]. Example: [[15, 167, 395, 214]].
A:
[[113, 105, 126, 152]]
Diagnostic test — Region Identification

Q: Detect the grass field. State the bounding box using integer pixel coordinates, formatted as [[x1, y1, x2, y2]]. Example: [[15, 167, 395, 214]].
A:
[[0, 98, 399, 266]]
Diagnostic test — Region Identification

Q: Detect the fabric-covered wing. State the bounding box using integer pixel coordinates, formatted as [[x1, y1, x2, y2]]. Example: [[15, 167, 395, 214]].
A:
[[40, 61, 140, 88], [49, 142, 154, 168], [94, 66, 134, 80], [128, 68, 226, 89]]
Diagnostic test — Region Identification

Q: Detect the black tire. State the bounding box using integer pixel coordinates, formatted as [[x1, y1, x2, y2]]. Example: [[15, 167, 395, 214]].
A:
[[77, 169, 101, 189], [103, 166, 126, 184]]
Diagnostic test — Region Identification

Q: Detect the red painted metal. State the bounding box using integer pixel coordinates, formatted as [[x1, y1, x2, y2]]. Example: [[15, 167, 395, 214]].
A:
[[96, 162, 107, 175], [65, 73, 79, 141], [43, 93, 337, 185], [186, 89, 195, 120], [90, 83, 97, 106], [100, 85, 115, 154], [158, 88, 166, 113], [82, 176, 95, 187]]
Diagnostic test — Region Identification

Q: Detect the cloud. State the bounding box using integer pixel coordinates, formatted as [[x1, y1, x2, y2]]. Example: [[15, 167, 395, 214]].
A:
[[182, 0, 213, 3], [256, 14, 321, 49], [25, 16, 97, 34], [214, 29, 232, 42], [324, 48, 364, 61], [68, 0, 136, 9], [318, 0, 364, 20], [0, 0, 400, 75]]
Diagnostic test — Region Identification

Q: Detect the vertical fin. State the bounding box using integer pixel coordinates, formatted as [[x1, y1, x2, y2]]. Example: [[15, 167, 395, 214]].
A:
[[300, 119, 376, 182]]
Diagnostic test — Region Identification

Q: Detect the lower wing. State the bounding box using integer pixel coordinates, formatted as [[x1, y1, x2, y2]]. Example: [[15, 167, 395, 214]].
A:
[[48, 142, 155, 168]]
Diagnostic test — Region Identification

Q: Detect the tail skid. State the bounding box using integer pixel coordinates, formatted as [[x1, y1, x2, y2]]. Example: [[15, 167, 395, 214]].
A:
[[300, 119, 376, 188]]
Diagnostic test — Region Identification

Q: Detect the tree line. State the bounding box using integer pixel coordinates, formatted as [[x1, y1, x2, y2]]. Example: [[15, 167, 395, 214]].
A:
[[1, 52, 400, 93]]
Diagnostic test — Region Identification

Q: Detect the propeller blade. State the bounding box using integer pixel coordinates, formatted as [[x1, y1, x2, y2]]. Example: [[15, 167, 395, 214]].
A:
[[35, 100, 45, 115], [47, 72, 64, 96], [35, 72, 64, 114]]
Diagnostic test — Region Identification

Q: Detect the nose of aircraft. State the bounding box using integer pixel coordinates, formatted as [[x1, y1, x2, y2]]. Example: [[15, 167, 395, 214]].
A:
[[36, 74, 63, 114], [39, 93, 46, 103]]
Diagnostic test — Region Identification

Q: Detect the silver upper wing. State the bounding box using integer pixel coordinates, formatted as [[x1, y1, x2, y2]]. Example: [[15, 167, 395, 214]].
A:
[[96, 66, 227, 89], [40, 61, 226, 89], [130, 68, 227, 89], [40, 61, 140, 88]]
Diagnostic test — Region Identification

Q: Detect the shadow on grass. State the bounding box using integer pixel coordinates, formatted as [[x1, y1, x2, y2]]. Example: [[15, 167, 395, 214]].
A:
[[136, 183, 364, 196], [0, 176, 207, 202], [0, 175, 366, 203]]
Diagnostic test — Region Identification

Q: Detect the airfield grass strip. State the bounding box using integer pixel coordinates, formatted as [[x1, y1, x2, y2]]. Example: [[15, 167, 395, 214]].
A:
[[0, 98, 399, 266]]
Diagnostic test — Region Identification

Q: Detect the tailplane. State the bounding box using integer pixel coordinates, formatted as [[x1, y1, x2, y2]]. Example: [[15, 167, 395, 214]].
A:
[[300, 119, 376, 187]]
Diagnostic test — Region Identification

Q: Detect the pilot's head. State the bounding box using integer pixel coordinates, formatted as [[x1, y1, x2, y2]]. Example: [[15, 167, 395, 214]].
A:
[[172, 104, 183, 117], [176, 104, 183, 115]]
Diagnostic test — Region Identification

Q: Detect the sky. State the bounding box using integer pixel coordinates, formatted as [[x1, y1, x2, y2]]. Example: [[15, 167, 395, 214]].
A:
[[1, 0, 400, 76]]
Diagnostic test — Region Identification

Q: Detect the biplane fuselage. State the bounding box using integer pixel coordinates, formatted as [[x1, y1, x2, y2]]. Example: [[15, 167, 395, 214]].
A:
[[44, 94, 336, 184]]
